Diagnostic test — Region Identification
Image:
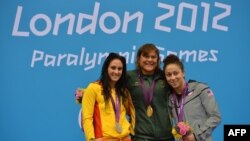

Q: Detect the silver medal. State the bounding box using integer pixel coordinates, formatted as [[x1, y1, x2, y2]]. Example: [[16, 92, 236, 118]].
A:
[[115, 122, 122, 133]]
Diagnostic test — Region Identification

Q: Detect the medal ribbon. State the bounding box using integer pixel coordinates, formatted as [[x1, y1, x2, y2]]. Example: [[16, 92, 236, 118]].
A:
[[139, 75, 156, 107], [173, 83, 188, 122], [110, 94, 120, 123]]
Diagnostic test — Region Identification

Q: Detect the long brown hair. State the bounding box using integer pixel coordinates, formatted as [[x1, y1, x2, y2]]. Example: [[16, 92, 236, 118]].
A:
[[99, 52, 128, 105]]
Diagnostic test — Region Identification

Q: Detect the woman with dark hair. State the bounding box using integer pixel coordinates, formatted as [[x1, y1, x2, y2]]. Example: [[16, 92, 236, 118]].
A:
[[82, 52, 134, 141], [163, 54, 221, 141]]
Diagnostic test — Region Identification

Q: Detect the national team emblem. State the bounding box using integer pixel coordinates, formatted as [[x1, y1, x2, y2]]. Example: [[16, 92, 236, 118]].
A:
[[207, 90, 214, 96], [187, 91, 193, 96]]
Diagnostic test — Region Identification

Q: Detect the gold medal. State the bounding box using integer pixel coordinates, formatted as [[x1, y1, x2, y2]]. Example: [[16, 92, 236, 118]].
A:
[[115, 122, 122, 133], [146, 105, 153, 117]]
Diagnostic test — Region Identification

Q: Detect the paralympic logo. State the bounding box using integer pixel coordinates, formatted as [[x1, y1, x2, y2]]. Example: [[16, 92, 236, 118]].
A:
[[78, 108, 84, 131]]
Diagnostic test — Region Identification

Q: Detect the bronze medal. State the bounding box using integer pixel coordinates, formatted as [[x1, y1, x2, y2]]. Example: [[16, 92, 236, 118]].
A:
[[115, 122, 122, 133], [146, 105, 153, 117]]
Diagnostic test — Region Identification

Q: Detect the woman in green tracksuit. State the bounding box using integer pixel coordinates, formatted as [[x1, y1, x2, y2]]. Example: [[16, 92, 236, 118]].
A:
[[163, 54, 221, 141], [127, 43, 174, 141]]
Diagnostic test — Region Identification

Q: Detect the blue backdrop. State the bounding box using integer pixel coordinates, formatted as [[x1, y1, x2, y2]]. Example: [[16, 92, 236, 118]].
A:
[[1, 0, 249, 141]]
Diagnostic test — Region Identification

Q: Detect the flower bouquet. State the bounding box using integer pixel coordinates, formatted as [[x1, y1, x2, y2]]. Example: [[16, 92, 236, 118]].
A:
[[75, 88, 84, 104], [172, 121, 192, 140]]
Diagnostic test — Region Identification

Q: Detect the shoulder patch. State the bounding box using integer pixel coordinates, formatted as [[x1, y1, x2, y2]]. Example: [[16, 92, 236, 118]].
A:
[[187, 91, 194, 96], [206, 89, 214, 97]]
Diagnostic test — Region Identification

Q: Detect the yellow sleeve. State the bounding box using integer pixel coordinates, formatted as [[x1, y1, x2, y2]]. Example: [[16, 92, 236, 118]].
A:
[[82, 83, 96, 140]]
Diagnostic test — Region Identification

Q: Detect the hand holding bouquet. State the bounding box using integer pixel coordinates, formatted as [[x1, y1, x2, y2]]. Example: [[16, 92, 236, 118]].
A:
[[172, 121, 192, 140], [75, 88, 84, 104]]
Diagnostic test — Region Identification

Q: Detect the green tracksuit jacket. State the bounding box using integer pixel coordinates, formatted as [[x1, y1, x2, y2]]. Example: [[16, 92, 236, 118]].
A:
[[127, 70, 173, 141]]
